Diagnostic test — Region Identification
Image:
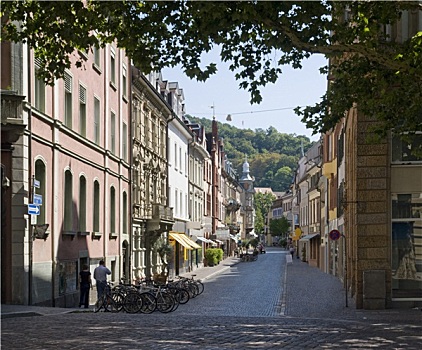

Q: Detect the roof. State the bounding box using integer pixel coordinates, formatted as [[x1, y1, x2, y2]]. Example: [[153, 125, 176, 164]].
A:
[[254, 187, 274, 195]]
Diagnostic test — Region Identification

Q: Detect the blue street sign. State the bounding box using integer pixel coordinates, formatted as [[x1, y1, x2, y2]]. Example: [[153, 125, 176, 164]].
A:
[[33, 194, 43, 206], [28, 204, 40, 215], [33, 179, 40, 188]]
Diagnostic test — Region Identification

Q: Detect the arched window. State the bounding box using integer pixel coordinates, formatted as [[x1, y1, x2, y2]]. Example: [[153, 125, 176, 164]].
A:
[[34, 159, 46, 224], [110, 186, 116, 234], [93, 180, 100, 232], [64, 169, 73, 231], [79, 176, 86, 232]]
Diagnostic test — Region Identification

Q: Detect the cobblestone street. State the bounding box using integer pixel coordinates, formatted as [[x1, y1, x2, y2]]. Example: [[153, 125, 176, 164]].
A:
[[2, 312, 422, 349], [2, 248, 422, 349]]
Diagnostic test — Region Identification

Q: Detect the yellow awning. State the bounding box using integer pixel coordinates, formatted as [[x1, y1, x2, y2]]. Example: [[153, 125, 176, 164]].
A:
[[169, 232, 193, 249], [178, 234, 202, 249], [169, 232, 201, 249]]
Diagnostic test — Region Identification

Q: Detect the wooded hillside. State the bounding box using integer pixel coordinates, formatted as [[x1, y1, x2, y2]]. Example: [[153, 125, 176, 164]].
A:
[[186, 115, 313, 192]]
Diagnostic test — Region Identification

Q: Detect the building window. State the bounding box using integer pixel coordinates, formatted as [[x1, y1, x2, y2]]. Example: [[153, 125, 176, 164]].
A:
[[64, 72, 72, 128], [122, 65, 127, 98], [392, 194, 422, 219], [175, 189, 178, 216], [179, 147, 182, 171], [152, 115, 157, 150], [34, 58, 45, 112], [64, 169, 73, 231], [93, 180, 100, 232], [180, 192, 183, 217], [93, 45, 101, 68], [110, 186, 116, 234], [174, 143, 178, 170], [391, 192, 422, 298], [94, 97, 100, 144], [79, 85, 87, 137], [392, 133, 422, 163], [110, 111, 116, 154], [122, 191, 127, 234], [79, 176, 86, 232], [160, 125, 165, 157], [110, 48, 116, 85], [122, 122, 127, 161], [143, 108, 149, 147], [34, 159, 46, 224]]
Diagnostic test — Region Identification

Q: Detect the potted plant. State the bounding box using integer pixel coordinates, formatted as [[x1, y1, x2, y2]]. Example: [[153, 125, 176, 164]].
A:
[[301, 246, 307, 262]]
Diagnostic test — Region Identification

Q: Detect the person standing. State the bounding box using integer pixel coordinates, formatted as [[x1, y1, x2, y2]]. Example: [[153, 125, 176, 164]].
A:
[[93, 260, 111, 299], [79, 264, 92, 308]]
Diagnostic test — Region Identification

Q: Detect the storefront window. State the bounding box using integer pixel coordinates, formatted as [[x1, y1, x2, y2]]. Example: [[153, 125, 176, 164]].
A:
[[391, 193, 422, 298], [58, 261, 78, 295]]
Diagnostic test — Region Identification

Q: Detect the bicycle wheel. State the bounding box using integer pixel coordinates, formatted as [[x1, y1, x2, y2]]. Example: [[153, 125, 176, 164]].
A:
[[194, 281, 204, 295], [156, 293, 175, 313], [139, 292, 157, 314], [123, 292, 142, 313], [176, 288, 190, 304], [112, 291, 125, 312], [184, 283, 197, 299], [104, 296, 119, 312], [93, 296, 104, 313], [188, 283, 200, 298]]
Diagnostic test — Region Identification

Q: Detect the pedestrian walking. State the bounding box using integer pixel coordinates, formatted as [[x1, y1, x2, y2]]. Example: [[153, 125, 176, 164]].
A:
[[93, 260, 111, 299], [79, 264, 92, 308], [289, 245, 295, 258]]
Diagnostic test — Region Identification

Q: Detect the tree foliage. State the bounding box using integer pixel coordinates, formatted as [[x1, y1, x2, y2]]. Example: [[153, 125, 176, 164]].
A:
[[269, 217, 291, 237], [188, 115, 306, 191], [2, 1, 421, 138], [254, 208, 265, 235], [253, 192, 276, 235], [254, 192, 276, 215]]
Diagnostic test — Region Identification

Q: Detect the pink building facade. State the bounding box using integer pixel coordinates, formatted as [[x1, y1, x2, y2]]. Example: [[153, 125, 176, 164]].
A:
[[1, 40, 131, 306]]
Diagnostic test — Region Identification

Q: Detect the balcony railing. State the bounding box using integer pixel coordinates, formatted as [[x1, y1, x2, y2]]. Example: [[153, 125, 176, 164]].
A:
[[228, 224, 240, 234], [151, 203, 174, 222], [1, 90, 26, 144], [224, 198, 241, 212]]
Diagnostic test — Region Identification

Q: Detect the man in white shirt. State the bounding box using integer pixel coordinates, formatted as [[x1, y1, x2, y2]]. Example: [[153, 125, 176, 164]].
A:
[[93, 260, 111, 299]]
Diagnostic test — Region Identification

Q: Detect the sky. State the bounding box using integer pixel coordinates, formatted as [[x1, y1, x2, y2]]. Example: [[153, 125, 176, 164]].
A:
[[162, 50, 328, 141]]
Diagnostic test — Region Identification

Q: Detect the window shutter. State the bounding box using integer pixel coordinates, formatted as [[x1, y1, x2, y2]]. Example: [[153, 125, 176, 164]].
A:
[[34, 57, 42, 68], [64, 73, 72, 93], [79, 85, 86, 103]]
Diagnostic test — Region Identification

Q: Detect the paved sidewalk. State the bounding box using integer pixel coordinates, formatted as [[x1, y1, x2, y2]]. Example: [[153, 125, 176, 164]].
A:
[[179, 255, 240, 281], [285, 254, 422, 325], [1, 255, 241, 319]]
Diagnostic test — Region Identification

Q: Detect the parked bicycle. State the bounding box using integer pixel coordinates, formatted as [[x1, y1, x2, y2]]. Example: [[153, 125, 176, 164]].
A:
[[93, 275, 204, 314], [93, 282, 119, 312], [175, 274, 204, 297]]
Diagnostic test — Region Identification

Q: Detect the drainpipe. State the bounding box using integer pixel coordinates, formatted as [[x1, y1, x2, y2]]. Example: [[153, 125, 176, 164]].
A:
[[27, 44, 33, 305], [128, 62, 133, 284]]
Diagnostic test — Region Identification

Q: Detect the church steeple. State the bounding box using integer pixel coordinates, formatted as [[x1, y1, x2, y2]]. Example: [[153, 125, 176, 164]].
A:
[[240, 154, 253, 182]]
